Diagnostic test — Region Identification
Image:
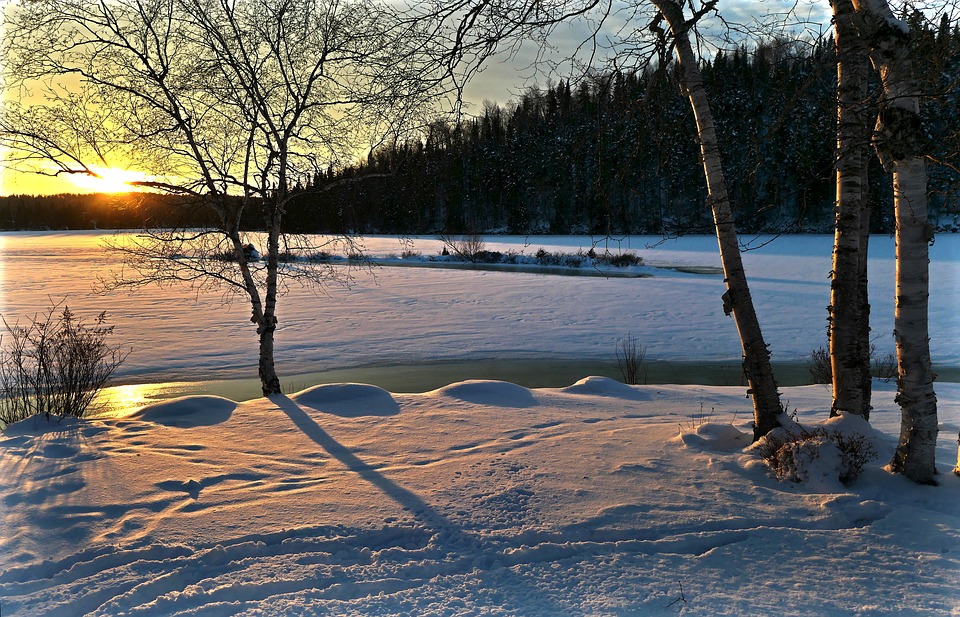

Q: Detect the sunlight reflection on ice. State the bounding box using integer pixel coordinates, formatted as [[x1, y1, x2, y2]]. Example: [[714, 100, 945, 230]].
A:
[[94, 382, 218, 419], [92, 377, 268, 419]]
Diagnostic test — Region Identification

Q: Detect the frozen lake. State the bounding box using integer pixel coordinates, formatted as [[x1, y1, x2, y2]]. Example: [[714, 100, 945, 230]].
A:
[[2, 231, 958, 398]]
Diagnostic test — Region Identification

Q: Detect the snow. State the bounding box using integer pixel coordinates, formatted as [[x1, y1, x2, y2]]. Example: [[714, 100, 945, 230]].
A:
[[1, 232, 958, 383], [1, 232, 959, 615], [1, 380, 959, 615]]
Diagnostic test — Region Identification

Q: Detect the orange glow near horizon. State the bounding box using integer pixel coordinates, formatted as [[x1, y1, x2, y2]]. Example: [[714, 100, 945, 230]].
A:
[[0, 164, 153, 196], [67, 167, 150, 194]]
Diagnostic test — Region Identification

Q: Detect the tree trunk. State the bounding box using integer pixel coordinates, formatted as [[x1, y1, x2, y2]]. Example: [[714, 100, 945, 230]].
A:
[[829, 0, 872, 419], [955, 435, 960, 477], [651, 0, 782, 440], [258, 320, 281, 396], [857, 207, 872, 414], [259, 207, 283, 396], [853, 0, 938, 483], [889, 158, 937, 482]]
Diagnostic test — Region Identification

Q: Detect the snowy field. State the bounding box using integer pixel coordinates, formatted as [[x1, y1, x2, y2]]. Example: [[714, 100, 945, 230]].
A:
[[0, 232, 958, 384], [1, 232, 959, 615], [1, 380, 959, 615]]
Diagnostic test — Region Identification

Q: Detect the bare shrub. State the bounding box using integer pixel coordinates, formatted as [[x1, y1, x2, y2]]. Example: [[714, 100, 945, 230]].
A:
[[872, 351, 897, 382], [809, 344, 899, 385], [755, 426, 877, 486], [0, 304, 128, 427], [616, 334, 647, 385], [437, 234, 486, 262], [808, 346, 832, 384], [601, 252, 643, 267], [534, 249, 585, 268]]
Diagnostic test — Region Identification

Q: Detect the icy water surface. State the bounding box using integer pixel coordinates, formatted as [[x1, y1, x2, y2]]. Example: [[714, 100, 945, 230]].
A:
[[93, 359, 960, 419]]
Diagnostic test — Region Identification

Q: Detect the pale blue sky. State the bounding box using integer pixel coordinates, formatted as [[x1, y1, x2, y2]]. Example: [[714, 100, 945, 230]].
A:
[[459, 0, 833, 108]]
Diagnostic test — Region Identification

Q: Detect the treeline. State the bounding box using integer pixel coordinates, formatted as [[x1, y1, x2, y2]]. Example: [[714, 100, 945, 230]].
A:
[[293, 15, 959, 235], [4, 17, 958, 235], [0, 192, 221, 230]]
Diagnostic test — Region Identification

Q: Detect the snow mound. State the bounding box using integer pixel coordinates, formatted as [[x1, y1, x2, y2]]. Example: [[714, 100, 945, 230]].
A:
[[434, 380, 537, 408], [823, 410, 885, 444], [752, 415, 882, 489], [561, 376, 648, 400], [676, 422, 751, 452], [291, 383, 399, 417], [129, 395, 235, 427]]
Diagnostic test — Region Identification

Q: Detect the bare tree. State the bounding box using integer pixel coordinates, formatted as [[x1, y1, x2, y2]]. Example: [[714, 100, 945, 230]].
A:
[[409, 0, 609, 107], [852, 0, 938, 483], [645, 0, 784, 440], [2, 0, 444, 395], [828, 0, 874, 419]]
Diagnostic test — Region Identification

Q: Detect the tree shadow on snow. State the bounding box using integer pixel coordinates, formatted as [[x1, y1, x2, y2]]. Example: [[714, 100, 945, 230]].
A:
[[272, 394, 570, 613]]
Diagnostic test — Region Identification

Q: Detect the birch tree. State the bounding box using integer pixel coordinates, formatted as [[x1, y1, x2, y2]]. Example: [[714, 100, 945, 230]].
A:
[[646, 0, 784, 440], [2, 0, 443, 395], [828, 0, 874, 419], [852, 0, 938, 483]]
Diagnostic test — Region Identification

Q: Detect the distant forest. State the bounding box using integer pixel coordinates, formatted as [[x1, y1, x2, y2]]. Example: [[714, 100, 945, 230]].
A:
[[3, 16, 958, 235]]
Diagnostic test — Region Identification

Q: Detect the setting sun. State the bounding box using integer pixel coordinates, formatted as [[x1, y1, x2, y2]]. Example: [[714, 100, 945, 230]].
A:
[[68, 166, 150, 193]]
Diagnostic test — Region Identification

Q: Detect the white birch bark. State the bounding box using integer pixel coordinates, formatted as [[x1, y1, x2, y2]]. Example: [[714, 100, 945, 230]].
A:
[[853, 0, 938, 483], [650, 0, 783, 440], [829, 0, 872, 419]]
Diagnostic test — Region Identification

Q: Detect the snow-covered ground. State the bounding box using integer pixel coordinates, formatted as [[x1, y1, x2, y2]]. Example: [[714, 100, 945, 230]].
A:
[[1, 232, 959, 615], [1, 232, 958, 383], [1, 379, 959, 615]]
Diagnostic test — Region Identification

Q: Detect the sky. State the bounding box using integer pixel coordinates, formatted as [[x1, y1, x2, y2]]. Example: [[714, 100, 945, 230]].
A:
[[0, 0, 833, 197]]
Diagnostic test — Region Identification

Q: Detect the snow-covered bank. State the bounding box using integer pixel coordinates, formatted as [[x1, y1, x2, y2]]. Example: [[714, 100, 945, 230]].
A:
[[1, 380, 958, 615], [2, 232, 958, 384]]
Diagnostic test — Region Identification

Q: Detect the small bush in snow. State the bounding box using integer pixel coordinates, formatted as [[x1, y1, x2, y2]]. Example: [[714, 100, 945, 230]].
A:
[[211, 244, 259, 262], [808, 346, 831, 384], [473, 250, 503, 263], [601, 252, 643, 268], [756, 426, 877, 486], [534, 249, 585, 268], [872, 351, 897, 382], [501, 250, 522, 264], [0, 304, 128, 427], [305, 251, 333, 262], [616, 334, 647, 385], [437, 234, 486, 262]]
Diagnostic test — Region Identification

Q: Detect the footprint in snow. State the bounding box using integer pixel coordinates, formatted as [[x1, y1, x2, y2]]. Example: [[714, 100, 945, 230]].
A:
[[156, 478, 203, 499]]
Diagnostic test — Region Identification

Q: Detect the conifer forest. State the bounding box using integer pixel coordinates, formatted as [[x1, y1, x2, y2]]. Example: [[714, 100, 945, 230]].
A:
[[2, 16, 957, 235]]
